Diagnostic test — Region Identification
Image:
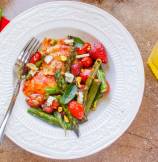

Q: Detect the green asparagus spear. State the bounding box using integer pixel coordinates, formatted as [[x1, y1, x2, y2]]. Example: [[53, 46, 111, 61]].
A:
[[91, 67, 108, 109], [28, 108, 61, 127], [45, 86, 61, 95], [85, 79, 101, 114], [28, 108, 71, 129], [55, 70, 67, 90], [97, 67, 108, 93], [55, 96, 78, 129], [53, 112, 71, 130], [63, 106, 79, 137], [60, 84, 77, 105], [65, 47, 76, 71], [92, 92, 103, 111], [84, 59, 102, 103], [90, 59, 102, 78]]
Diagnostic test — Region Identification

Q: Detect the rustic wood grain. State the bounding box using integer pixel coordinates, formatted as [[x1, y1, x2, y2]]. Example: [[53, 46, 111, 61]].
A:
[[1, 0, 158, 161]]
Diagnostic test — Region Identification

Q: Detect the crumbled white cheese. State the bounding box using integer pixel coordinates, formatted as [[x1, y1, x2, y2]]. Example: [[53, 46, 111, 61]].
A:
[[46, 96, 56, 106], [65, 72, 74, 83], [64, 39, 74, 45], [76, 53, 90, 59], [44, 55, 53, 64], [77, 91, 83, 104]]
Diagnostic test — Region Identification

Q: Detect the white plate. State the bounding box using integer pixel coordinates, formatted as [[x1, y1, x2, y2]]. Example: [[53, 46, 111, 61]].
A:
[[0, 1, 144, 159]]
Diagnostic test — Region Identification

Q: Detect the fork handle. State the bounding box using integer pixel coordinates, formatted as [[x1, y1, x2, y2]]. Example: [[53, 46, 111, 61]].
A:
[[0, 80, 21, 144]]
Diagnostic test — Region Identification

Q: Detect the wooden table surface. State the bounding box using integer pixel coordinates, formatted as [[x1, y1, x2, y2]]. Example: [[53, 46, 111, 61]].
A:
[[0, 0, 158, 161]]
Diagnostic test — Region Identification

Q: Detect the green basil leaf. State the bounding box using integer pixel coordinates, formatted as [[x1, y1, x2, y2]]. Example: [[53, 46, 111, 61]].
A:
[[60, 84, 77, 104], [68, 35, 84, 48]]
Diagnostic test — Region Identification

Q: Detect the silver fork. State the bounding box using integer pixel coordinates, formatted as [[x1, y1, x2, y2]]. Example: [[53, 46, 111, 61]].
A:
[[0, 37, 40, 144]]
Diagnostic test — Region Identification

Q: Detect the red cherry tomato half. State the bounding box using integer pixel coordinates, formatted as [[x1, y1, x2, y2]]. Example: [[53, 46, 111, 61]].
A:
[[43, 106, 54, 114], [29, 52, 42, 64], [89, 42, 108, 64], [26, 94, 45, 107], [51, 100, 59, 109], [80, 56, 93, 68], [71, 63, 81, 76], [68, 101, 84, 120], [0, 17, 10, 32], [76, 42, 91, 55], [80, 69, 91, 83]]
